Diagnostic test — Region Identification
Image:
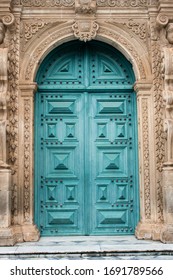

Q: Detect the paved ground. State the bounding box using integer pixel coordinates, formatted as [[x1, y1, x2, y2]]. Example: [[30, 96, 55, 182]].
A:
[[0, 236, 173, 259]]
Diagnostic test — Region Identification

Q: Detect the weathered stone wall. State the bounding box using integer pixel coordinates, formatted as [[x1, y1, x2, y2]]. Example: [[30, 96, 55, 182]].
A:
[[0, 0, 173, 245]]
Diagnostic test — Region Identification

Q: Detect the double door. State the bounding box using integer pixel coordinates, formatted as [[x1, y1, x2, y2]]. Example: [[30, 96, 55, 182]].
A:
[[35, 41, 139, 235]]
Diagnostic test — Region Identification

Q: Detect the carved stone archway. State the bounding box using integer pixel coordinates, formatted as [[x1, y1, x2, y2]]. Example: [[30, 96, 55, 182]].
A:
[[13, 21, 163, 244]]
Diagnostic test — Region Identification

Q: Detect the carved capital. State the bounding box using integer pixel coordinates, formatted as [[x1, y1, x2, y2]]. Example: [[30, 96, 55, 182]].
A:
[[72, 19, 99, 42], [2, 13, 15, 27], [156, 13, 169, 29]]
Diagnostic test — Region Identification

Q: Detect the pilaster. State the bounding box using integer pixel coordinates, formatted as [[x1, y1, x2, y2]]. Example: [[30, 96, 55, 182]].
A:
[[18, 82, 40, 242], [134, 80, 162, 240]]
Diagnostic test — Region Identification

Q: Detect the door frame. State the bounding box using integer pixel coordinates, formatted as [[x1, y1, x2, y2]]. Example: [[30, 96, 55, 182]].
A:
[[18, 25, 158, 241], [33, 40, 140, 236]]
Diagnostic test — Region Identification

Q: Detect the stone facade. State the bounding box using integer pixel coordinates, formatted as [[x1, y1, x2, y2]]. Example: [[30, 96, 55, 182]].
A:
[[1, 0, 173, 245]]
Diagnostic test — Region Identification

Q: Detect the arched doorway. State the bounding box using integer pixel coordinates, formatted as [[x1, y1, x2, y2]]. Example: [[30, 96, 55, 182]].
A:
[[34, 40, 139, 236]]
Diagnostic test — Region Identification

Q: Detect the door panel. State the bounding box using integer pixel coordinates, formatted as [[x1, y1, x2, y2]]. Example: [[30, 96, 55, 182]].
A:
[[89, 92, 136, 234], [35, 41, 139, 236], [37, 93, 85, 235]]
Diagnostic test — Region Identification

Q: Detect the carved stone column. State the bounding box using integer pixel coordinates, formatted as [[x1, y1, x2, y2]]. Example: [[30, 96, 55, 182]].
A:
[[134, 81, 161, 240], [161, 46, 173, 243], [19, 83, 40, 242]]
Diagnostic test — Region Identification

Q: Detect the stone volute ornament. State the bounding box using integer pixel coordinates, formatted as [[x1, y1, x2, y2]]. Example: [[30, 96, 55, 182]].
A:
[[72, 0, 99, 41]]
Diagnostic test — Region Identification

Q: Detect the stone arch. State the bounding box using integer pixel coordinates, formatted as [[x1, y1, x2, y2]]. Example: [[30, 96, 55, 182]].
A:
[[20, 22, 152, 83], [18, 21, 157, 242]]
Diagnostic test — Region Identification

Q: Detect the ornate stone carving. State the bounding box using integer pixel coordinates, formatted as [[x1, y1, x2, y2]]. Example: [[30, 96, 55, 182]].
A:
[[75, 0, 96, 13], [126, 19, 146, 40], [7, 18, 20, 224], [20, 20, 65, 52], [96, 0, 148, 7], [142, 98, 151, 219], [25, 27, 72, 80], [72, 19, 99, 41], [156, 14, 169, 28], [23, 99, 31, 222], [24, 19, 49, 42], [2, 13, 15, 27], [162, 47, 173, 165], [150, 18, 164, 223], [0, 48, 9, 169], [107, 18, 147, 41], [13, 0, 75, 6], [12, 0, 155, 7]]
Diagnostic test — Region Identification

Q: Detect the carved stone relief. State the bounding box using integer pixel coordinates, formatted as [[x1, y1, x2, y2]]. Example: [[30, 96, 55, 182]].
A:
[[142, 98, 151, 220], [75, 0, 96, 13], [12, 0, 75, 6], [106, 18, 148, 42], [7, 18, 20, 224], [1, 0, 173, 245], [23, 99, 31, 222], [20, 20, 65, 51], [12, 0, 153, 7], [72, 19, 99, 41], [149, 16, 164, 224]]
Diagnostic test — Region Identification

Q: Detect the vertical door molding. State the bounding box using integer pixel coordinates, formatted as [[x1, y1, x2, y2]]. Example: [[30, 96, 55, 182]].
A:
[[135, 80, 160, 240], [19, 82, 40, 242]]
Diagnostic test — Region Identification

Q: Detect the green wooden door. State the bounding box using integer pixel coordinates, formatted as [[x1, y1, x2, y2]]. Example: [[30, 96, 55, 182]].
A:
[[35, 41, 139, 236]]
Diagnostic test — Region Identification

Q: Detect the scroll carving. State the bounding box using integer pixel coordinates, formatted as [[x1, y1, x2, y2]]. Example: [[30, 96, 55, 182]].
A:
[[96, 0, 148, 7], [13, 0, 75, 6], [107, 18, 147, 41]]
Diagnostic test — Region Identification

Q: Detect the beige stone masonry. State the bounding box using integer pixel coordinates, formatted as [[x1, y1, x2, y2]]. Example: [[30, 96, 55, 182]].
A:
[[0, 0, 173, 245]]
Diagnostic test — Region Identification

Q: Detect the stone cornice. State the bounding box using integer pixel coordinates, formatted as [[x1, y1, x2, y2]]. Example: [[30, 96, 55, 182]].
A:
[[0, 0, 12, 13], [158, 0, 173, 18]]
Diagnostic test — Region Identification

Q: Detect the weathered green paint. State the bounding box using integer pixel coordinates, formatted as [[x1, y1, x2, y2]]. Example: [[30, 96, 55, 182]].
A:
[[35, 41, 139, 236]]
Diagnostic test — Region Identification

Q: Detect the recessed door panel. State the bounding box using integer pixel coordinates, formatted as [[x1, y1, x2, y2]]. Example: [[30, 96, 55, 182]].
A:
[[35, 41, 139, 236]]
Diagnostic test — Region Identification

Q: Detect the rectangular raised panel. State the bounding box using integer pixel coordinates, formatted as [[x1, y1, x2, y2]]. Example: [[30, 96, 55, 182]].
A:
[[47, 100, 75, 115], [98, 210, 127, 225], [97, 100, 126, 114], [48, 211, 75, 225]]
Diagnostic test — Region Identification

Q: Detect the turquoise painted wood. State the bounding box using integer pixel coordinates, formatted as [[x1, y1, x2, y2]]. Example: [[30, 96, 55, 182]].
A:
[[35, 41, 139, 236]]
